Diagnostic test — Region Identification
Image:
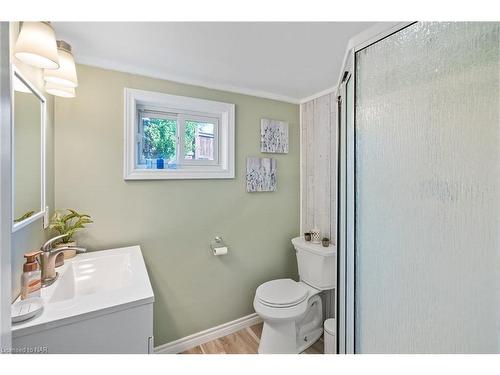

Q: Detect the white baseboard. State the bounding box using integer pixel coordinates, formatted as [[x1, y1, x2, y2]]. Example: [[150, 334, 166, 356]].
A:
[[154, 313, 262, 354]]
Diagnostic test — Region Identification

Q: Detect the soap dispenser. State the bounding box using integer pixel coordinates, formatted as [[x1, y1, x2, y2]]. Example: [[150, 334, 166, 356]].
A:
[[21, 251, 42, 300]]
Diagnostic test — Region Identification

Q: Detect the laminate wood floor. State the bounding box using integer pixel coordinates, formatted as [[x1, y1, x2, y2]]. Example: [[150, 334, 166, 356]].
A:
[[181, 322, 324, 354]]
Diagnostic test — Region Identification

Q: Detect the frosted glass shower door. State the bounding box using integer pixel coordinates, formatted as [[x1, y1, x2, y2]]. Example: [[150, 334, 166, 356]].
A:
[[353, 22, 499, 353]]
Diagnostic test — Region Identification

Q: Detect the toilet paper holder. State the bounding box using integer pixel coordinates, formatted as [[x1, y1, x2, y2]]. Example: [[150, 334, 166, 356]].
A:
[[210, 236, 228, 254]]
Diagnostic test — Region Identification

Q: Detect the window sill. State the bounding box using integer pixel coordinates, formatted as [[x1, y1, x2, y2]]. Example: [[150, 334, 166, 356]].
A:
[[124, 166, 234, 180]]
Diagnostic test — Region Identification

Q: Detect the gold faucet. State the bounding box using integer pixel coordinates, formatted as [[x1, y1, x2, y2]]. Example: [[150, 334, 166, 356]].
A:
[[40, 234, 87, 287]]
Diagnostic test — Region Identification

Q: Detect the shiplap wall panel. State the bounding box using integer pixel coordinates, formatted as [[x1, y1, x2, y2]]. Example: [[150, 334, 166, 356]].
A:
[[312, 95, 331, 237], [301, 93, 337, 242], [302, 101, 315, 232]]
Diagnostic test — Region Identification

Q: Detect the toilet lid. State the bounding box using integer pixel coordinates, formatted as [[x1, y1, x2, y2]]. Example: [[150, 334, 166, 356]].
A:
[[256, 279, 308, 307]]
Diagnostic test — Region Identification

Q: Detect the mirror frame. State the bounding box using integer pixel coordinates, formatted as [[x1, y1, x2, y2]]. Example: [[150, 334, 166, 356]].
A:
[[11, 66, 46, 233]]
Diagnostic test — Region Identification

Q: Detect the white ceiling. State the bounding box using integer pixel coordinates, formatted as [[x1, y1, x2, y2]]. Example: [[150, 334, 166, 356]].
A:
[[53, 22, 376, 103]]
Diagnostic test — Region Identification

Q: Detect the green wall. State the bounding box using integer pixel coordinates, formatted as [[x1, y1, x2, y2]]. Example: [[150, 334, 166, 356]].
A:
[[54, 64, 300, 346]]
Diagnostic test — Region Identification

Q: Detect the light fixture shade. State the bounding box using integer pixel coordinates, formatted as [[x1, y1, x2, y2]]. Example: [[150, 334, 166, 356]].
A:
[[44, 40, 78, 88], [14, 22, 60, 69], [45, 82, 76, 98]]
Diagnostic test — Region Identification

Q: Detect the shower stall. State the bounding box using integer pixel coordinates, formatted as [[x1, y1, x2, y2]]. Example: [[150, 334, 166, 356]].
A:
[[337, 22, 499, 353]]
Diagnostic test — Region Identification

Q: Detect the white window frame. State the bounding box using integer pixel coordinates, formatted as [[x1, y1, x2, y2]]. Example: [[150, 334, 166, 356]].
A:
[[124, 88, 235, 180]]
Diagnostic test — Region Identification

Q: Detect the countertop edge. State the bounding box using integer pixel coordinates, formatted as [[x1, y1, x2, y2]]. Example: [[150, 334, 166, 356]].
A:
[[12, 294, 154, 338]]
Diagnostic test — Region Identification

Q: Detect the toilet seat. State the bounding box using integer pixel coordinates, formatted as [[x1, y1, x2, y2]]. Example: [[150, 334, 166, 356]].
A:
[[256, 279, 308, 308]]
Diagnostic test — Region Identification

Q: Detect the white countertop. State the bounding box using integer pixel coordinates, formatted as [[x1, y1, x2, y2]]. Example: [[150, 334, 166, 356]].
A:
[[12, 245, 154, 338]]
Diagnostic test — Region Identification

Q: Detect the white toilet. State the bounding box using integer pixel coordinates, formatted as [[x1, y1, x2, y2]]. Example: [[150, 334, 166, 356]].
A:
[[253, 236, 336, 354]]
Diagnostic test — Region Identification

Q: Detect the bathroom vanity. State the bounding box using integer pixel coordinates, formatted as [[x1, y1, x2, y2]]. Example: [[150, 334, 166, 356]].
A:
[[12, 246, 154, 354]]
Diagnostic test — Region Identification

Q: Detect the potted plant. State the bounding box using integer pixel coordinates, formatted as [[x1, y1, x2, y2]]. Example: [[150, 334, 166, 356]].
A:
[[322, 237, 330, 247], [14, 210, 35, 223], [50, 209, 93, 259]]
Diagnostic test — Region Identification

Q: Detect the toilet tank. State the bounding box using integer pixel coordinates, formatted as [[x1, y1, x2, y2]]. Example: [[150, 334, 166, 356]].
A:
[[291, 237, 336, 290]]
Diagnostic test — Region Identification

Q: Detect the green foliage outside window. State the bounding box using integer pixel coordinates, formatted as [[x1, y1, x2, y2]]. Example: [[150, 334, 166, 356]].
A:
[[184, 121, 197, 158], [142, 118, 211, 162], [143, 118, 178, 160]]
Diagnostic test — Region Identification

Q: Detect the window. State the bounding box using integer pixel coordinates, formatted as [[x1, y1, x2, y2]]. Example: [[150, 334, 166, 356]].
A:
[[124, 88, 235, 179]]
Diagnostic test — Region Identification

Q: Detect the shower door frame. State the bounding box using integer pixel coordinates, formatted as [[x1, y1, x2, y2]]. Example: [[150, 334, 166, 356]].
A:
[[336, 22, 414, 354], [0, 21, 12, 351]]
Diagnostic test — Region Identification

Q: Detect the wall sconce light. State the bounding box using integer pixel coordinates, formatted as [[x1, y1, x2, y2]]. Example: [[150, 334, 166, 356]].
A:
[[14, 22, 60, 69], [45, 82, 76, 98], [44, 40, 78, 88]]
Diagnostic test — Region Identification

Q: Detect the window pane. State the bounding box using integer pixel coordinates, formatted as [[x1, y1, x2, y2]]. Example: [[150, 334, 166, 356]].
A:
[[138, 116, 177, 168], [184, 120, 215, 161]]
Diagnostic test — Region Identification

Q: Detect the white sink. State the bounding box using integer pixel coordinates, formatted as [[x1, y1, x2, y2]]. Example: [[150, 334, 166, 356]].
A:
[[12, 245, 154, 353], [50, 252, 134, 303]]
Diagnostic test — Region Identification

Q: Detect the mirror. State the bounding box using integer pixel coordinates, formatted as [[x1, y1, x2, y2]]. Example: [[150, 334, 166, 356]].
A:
[[12, 68, 45, 231]]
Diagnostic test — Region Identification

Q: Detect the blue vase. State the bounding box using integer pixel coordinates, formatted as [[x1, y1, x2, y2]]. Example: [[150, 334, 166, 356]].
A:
[[156, 158, 164, 169]]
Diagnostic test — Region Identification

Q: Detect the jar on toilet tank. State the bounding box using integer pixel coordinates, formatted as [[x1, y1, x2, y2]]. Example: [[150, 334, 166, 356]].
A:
[[310, 228, 321, 244]]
